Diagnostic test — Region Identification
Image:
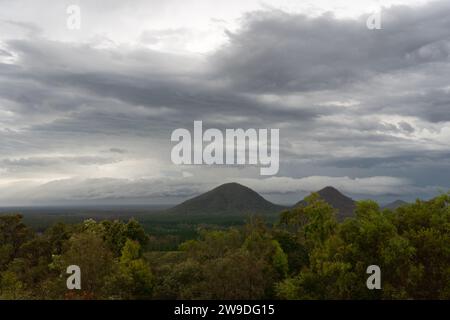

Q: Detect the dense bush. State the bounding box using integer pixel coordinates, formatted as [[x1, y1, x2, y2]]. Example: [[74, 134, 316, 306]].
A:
[[0, 192, 449, 299]]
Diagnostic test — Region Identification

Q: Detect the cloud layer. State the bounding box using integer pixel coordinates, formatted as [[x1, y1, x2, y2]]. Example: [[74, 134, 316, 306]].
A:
[[0, 0, 449, 205]]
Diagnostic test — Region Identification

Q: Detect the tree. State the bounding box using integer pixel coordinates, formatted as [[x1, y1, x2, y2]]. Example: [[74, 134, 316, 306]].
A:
[[276, 194, 450, 300], [0, 215, 33, 271], [57, 231, 115, 299], [111, 239, 153, 299], [0, 271, 26, 299], [157, 221, 288, 300]]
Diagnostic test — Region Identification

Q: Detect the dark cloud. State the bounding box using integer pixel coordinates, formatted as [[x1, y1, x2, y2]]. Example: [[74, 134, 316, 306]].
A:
[[0, 1, 449, 204], [212, 1, 450, 94]]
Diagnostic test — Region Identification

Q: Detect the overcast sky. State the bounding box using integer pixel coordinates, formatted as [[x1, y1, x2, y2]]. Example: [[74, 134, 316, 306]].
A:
[[0, 0, 449, 206]]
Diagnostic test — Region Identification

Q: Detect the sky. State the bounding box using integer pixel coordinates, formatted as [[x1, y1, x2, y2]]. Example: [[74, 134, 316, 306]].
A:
[[0, 0, 449, 206]]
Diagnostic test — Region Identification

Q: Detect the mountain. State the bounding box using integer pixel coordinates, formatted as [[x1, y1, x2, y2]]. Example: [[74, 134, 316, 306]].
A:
[[294, 186, 356, 220], [167, 182, 286, 215], [382, 200, 408, 210]]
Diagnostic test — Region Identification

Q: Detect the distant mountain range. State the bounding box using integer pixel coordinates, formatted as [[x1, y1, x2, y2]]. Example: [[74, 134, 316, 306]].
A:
[[167, 182, 409, 219], [382, 200, 408, 210], [168, 182, 360, 220]]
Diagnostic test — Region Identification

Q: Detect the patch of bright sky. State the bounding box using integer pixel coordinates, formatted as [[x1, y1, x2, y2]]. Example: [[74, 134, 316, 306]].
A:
[[0, 0, 432, 54]]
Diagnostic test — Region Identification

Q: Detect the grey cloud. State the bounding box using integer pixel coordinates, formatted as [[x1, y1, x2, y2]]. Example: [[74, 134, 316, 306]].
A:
[[0, 156, 121, 171], [0, 1, 449, 205], [320, 150, 450, 169], [0, 38, 322, 144], [212, 1, 450, 94], [1, 20, 43, 38], [9, 177, 207, 202], [0, 48, 12, 57], [108, 148, 127, 154], [398, 121, 415, 133]]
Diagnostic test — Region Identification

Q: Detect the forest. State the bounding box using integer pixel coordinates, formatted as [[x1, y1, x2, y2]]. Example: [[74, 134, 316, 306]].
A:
[[0, 192, 449, 300]]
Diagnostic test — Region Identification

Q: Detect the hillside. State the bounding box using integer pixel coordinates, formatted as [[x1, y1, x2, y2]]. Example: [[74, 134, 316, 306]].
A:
[[295, 186, 356, 220], [382, 200, 408, 210], [167, 182, 286, 215]]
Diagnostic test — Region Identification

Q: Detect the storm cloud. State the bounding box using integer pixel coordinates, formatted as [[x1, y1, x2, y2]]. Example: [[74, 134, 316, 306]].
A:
[[0, 0, 449, 205]]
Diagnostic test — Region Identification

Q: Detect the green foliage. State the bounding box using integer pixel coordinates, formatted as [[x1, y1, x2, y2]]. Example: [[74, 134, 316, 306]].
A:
[[275, 193, 450, 300], [58, 231, 116, 298], [100, 239, 154, 299], [0, 193, 449, 299], [0, 215, 33, 271], [152, 219, 288, 299], [0, 270, 26, 299]]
